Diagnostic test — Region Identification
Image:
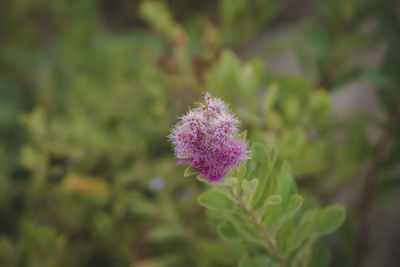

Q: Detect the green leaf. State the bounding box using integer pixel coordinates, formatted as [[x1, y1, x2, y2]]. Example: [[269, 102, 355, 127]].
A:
[[263, 194, 282, 206], [291, 205, 346, 250], [282, 194, 303, 221], [205, 50, 241, 92], [276, 161, 296, 204], [311, 205, 346, 234], [239, 254, 273, 267], [240, 130, 248, 140], [184, 167, 197, 177], [255, 161, 296, 231], [281, 129, 306, 157], [239, 61, 262, 93], [290, 237, 316, 267], [217, 177, 237, 187], [198, 190, 235, 212], [308, 90, 331, 120], [139, 0, 182, 41], [217, 221, 241, 241], [261, 205, 286, 231], [221, 214, 265, 244], [287, 194, 303, 213], [276, 219, 294, 254], [261, 192, 300, 233], [282, 96, 300, 122], [267, 148, 278, 167], [233, 162, 248, 182], [212, 185, 234, 200], [248, 143, 269, 179], [241, 178, 259, 207], [263, 82, 279, 114], [255, 194, 282, 218], [196, 174, 209, 184], [251, 144, 277, 208], [270, 194, 303, 234]]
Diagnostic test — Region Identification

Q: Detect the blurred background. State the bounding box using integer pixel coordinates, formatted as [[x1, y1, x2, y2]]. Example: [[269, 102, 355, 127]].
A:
[[0, 0, 399, 266]]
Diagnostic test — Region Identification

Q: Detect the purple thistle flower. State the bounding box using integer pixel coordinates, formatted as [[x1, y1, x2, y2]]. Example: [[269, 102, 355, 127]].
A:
[[169, 93, 249, 182]]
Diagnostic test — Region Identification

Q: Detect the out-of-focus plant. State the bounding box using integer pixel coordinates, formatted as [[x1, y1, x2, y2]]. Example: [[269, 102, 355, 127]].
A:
[[261, 1, 400, 265]]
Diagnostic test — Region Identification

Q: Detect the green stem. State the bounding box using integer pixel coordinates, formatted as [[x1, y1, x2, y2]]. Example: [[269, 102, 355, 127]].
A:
[[232, 189, 286, 264]]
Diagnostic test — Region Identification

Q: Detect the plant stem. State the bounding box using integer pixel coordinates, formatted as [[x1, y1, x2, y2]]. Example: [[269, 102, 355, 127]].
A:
[[232, 189, 286, 264]]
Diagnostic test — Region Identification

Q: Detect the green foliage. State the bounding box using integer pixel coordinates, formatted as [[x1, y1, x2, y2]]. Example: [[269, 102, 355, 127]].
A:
[[0, 0, 398, 266], [198, 144, 346, 266]]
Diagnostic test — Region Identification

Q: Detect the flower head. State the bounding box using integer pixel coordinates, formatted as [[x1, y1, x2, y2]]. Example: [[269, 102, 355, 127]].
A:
[[169, 93, 249, 182]]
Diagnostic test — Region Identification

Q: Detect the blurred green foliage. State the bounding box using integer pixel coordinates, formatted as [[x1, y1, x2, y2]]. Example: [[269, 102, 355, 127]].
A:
[[0, 0, 399, 266]]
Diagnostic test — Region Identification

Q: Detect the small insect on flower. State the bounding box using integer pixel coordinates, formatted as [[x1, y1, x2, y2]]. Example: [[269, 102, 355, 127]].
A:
[[169, 92, 249, 182]]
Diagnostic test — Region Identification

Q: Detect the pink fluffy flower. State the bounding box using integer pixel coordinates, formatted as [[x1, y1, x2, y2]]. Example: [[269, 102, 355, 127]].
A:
[[169, 93, 249, 182]]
